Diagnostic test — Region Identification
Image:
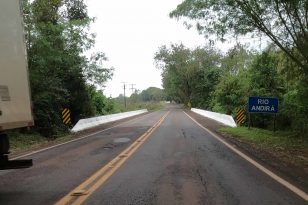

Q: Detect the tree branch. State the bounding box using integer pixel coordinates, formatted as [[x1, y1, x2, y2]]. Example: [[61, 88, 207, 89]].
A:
[[283, 2, 308, 60], [243, 0, 307, 71], [294, 5, 308, 44]]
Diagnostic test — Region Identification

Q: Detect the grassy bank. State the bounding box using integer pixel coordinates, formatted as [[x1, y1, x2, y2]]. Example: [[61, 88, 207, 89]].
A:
[[218, 127, 308, 167], [8, 131, 73, 153], [153, 105, 165, 111]]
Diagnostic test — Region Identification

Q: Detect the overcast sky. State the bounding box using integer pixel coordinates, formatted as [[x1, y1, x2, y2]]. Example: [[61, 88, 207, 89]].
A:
[[86, 0, 263, 98]]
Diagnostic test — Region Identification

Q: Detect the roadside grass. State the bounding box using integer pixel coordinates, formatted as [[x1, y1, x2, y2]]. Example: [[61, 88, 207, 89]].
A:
[[8, 131, 50, 152], [219, 127, 308, 150], [114, 101, 164, 113], [53, 134, 74, 143], [8, 130, 94, 153], [7, 130, 77, 153], [219, 127, 308, 166], [151, 105, 165, 111]]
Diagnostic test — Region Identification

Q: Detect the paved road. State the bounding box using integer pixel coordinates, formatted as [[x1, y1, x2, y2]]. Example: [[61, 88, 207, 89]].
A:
[[0, 105, 307, 205]]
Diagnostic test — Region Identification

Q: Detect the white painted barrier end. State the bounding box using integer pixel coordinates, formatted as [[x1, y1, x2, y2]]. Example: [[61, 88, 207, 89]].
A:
[[191, 108, 237, 128], [71, 109, 148, 132]]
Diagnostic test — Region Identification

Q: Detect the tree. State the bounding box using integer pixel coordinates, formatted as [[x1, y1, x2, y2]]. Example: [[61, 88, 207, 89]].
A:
[[221, 43, 256, 75], [155, 43, 194, 103], [129, 93, 139, 104], [23, 0, 114, 137], [140, 90, 150, 102], [170, 0, 308, 75], [154, 43, 222, 107], [146, 87, 165, 101], [83, 52, 114, 87], [211, 69, 250, 115]]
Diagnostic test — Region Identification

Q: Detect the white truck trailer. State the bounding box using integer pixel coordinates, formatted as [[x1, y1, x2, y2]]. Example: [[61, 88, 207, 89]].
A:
[[0, 0, 33, 169]]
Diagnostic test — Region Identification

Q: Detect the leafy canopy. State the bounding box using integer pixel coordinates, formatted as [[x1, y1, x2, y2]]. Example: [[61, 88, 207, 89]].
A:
[[154, 43, 222, 107], [170, 0, 308, 74], [23, 0, 114, 136]]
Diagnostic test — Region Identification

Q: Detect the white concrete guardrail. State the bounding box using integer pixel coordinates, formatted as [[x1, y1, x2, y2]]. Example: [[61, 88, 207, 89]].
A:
[[71, 109, 148, 132], [191, 108, 237, 128]]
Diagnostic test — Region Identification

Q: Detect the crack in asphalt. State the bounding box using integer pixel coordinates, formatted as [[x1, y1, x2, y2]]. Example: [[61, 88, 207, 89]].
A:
[[197, 169, 207, 188]]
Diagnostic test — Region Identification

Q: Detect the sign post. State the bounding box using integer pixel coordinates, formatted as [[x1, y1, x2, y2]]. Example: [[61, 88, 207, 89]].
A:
[[274, 114, 276, 133], [248, 97, 279, 132], [249, 113, 251, 130]]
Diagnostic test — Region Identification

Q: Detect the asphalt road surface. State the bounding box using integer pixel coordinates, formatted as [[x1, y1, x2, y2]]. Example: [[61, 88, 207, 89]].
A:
[[0, 105, 307, 205]]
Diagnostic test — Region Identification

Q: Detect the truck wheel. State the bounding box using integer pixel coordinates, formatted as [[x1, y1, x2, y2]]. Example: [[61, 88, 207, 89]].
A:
[[0, 133, 10, 154]]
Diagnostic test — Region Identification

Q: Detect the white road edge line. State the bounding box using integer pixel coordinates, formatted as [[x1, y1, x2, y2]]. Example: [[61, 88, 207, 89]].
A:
[[183, 110, 308, 202], [11, 110, 163, 160]]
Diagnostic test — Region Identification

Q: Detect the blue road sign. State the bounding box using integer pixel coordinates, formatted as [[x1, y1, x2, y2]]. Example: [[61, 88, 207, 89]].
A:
[[248, 97, 279, 114]]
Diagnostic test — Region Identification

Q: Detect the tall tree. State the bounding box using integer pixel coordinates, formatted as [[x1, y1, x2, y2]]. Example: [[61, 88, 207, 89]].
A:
[[23, 0, 114, 136], [154, 43, 222, 107], [170, 0, 308, 75]]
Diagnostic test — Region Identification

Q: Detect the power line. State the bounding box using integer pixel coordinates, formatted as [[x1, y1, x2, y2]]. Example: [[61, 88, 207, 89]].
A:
[[129, 84, 136, 94]]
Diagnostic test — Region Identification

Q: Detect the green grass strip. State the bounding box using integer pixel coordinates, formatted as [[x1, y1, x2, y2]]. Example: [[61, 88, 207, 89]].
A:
[[219, 127, 308, 150]]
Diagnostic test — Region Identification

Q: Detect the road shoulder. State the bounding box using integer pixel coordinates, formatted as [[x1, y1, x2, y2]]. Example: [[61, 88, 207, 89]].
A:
[[184, 109, 308, 189]]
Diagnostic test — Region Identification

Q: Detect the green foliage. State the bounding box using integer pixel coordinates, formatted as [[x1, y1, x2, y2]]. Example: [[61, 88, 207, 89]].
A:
[[22, 0, 114, 137], [211, 69, 250, 115], [140, 87, 165, 101], [154, 43, 222, 108], [91, 89, 116, 115], [8, 130, 48, 152], [84, 52, 114, 87], [249, 51, 285, 129], [167, 1, 308, 137], [153, 105, 166, 111], [170, 0, 308, 73], [155, 40, 308, 137], [250, 52, 283, 97]]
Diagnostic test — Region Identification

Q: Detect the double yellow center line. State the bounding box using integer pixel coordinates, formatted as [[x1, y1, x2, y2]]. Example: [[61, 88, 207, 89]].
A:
[[55, 109, 171, 205]]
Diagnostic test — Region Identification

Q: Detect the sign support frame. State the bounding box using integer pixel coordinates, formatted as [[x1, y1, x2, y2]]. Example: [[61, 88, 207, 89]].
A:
[[248, 113, 251, 130], [274, 114, 276, 134]]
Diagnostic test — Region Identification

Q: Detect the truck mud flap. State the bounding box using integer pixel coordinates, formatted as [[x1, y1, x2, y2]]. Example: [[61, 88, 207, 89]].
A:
[[0, 155, 32, 170]]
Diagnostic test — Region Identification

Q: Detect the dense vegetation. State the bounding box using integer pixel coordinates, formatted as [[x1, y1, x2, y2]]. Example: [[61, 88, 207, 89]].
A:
[[21, 0, 308, 139], [155, 41, 308, 135], [154, 0, 308, 136], [158, 41, 308, 135], [23, 0, 115, 137]]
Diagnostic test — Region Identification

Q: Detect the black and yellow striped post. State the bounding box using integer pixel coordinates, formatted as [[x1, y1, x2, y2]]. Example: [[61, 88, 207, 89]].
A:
[[237, 108, 244, 124], [62, 108, 71, 124]]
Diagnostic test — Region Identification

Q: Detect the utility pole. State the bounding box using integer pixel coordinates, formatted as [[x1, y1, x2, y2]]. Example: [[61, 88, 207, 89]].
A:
[[121, 82, 127, 107], [129, 84, 136, 94], [108, 94, 112, 113]]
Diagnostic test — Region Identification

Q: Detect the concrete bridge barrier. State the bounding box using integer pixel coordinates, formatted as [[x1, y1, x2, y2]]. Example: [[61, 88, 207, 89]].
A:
[[191, 108, 237, 127], [72, 109, 148, 132]]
